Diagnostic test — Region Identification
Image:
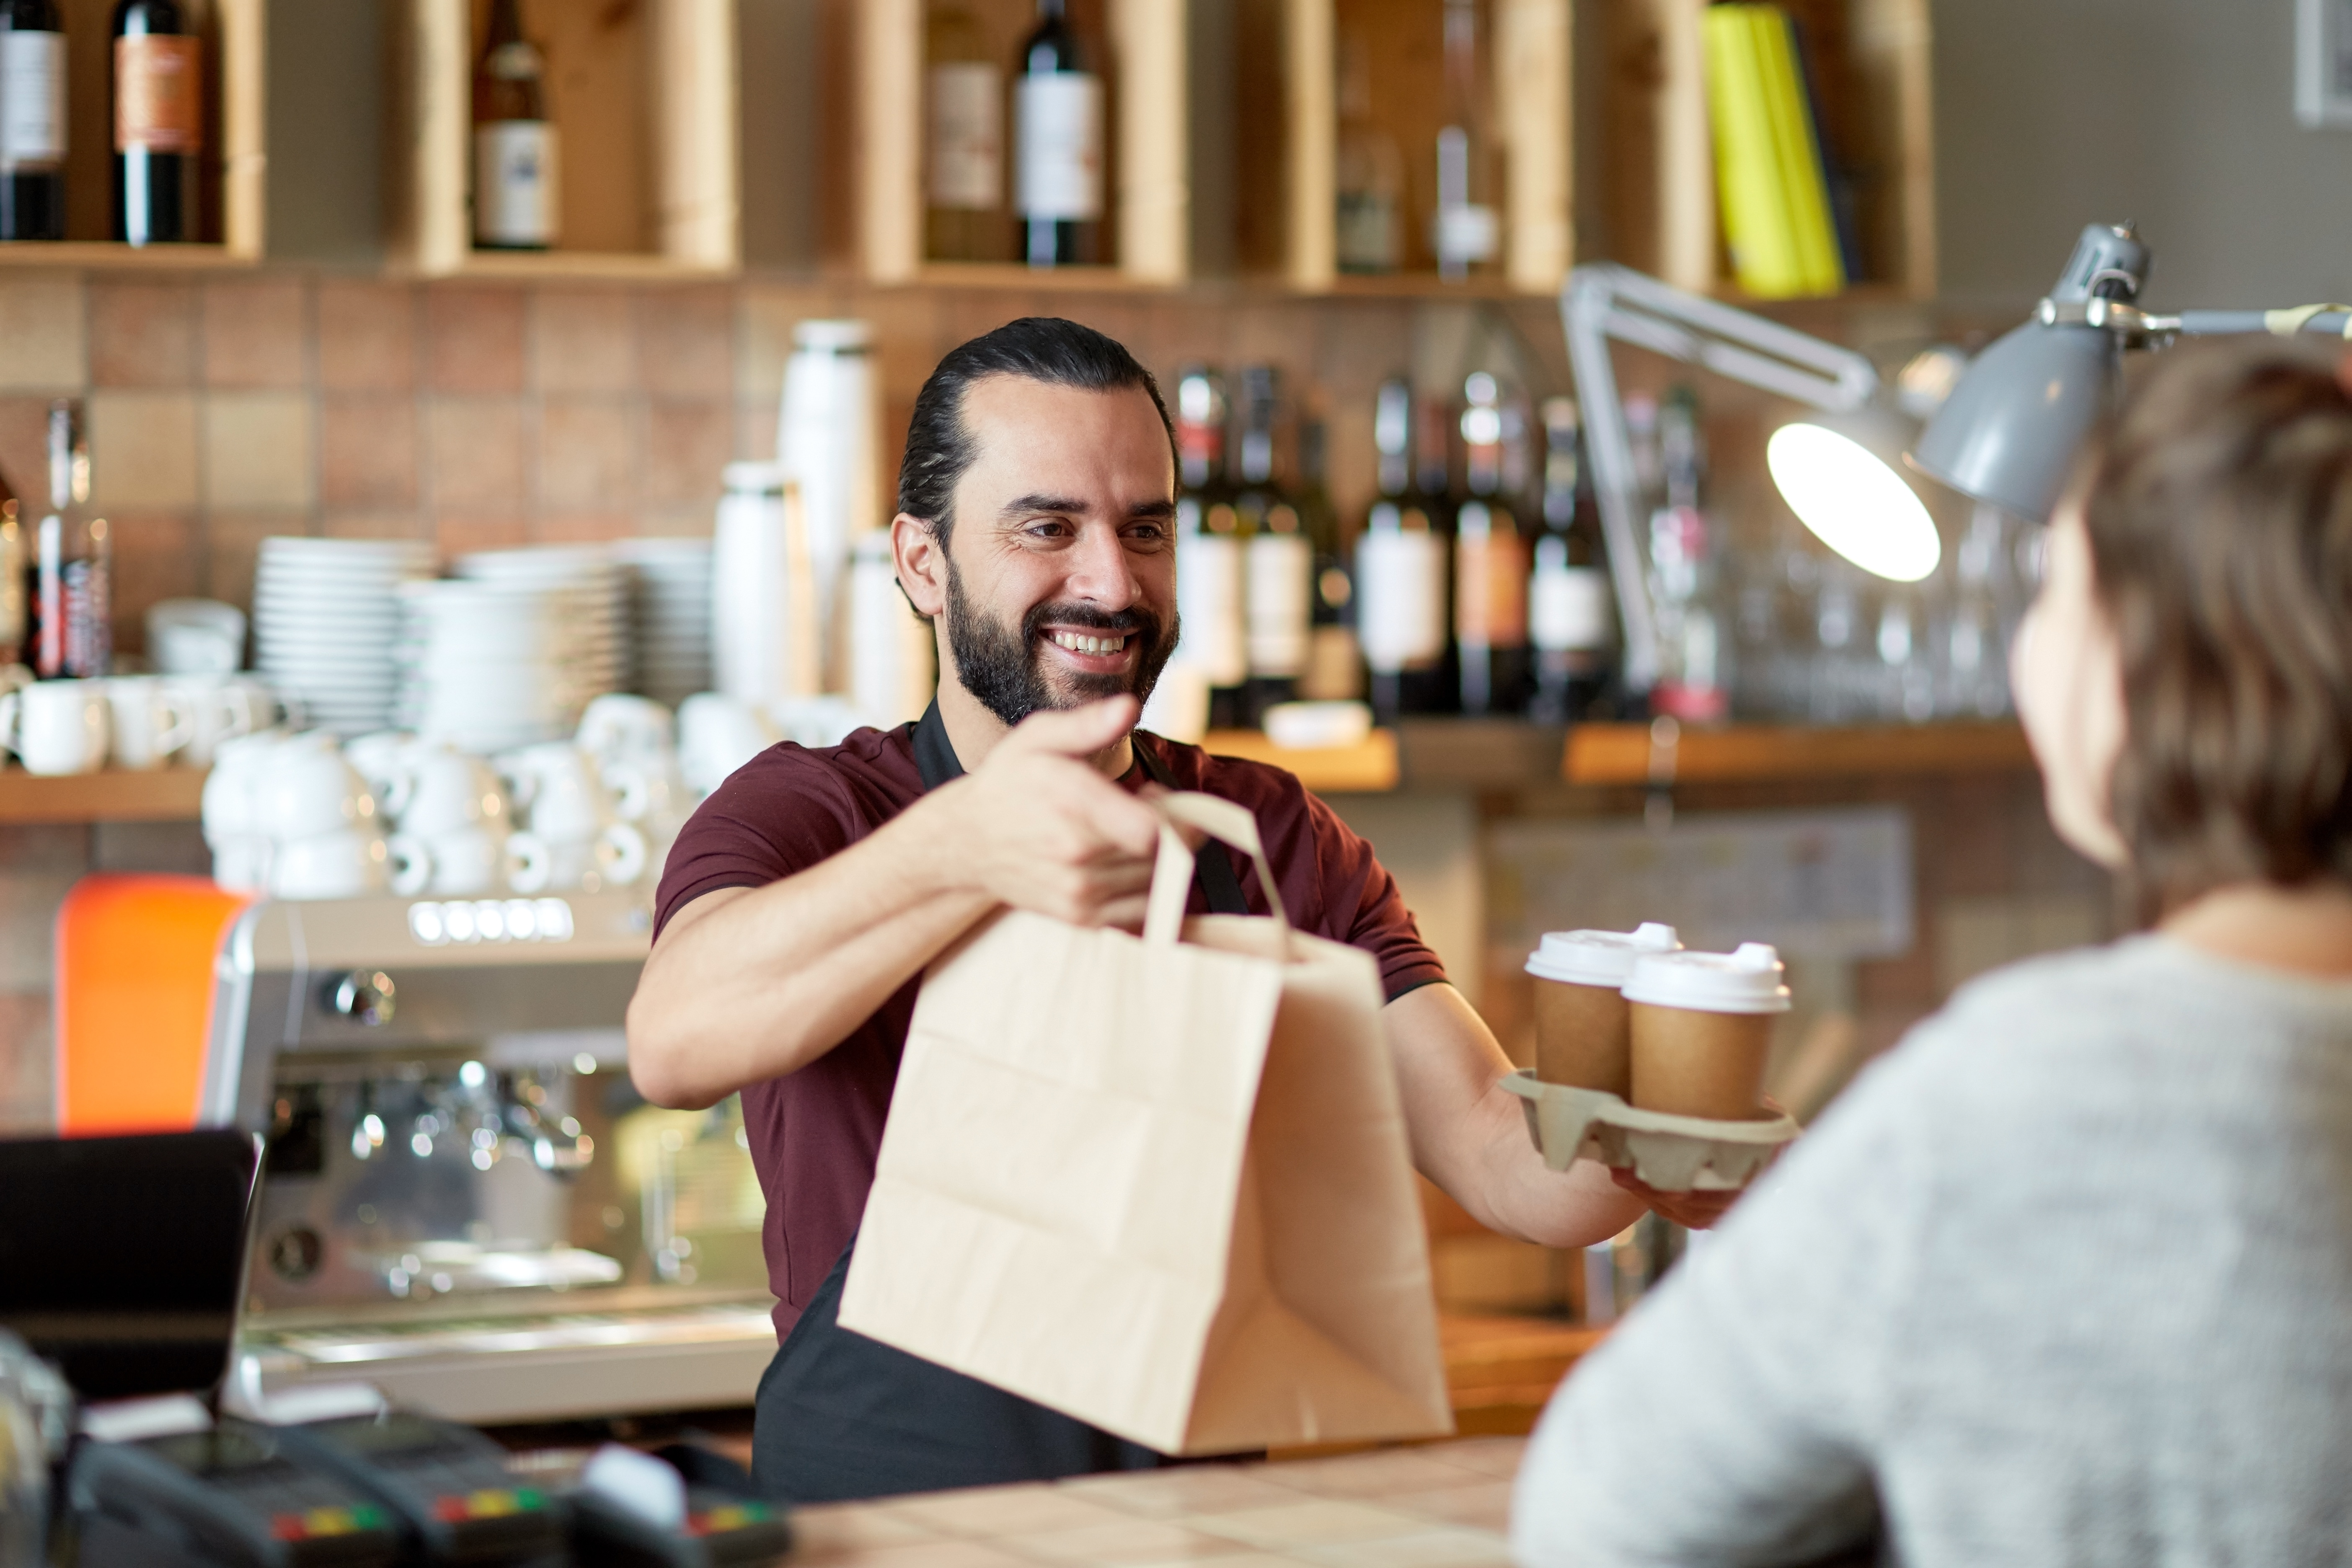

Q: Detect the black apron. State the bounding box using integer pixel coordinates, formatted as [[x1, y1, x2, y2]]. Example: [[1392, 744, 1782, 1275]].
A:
[[750, 703, 1251, 1503]]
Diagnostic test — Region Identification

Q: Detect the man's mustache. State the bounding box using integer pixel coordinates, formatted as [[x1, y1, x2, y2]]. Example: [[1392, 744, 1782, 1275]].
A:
[[1021, 602, 1159, 639]]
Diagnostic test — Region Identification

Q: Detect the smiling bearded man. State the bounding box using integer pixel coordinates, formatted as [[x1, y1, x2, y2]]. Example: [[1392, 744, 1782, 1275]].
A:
[[626, 316, 1730, 1506]]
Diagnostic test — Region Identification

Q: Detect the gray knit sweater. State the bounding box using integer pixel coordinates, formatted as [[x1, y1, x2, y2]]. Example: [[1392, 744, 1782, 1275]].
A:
[[1513, 936, 2352, 1567]]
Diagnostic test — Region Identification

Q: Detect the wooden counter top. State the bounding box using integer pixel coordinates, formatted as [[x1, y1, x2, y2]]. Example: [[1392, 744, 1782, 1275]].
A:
[[789, 1436, 1525, 1567], [0, 766, 209, 824]]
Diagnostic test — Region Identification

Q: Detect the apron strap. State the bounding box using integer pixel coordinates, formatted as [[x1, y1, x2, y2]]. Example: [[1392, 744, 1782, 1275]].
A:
[[910, 702, 1252, 918]]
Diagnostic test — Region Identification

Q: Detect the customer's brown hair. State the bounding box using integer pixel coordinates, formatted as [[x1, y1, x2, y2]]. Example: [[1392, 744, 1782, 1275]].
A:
[[2078, 338, 2352, 916]]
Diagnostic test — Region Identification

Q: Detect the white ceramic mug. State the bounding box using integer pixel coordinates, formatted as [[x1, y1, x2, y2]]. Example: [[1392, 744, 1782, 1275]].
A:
[[168, 674, 285, 767], [147, 598, 246, 676], [271, 830, 391, 900], [344, 730, 420, 820], [424, 826, 505, 896], [0, 680, 110, 776], [576, 693, 675, 765], [202, 730, 299, 844], [500, 743, 612, 842], [385, 833, 432, 898], [677, 693, 778, 796], [402, 747, 508, 839], [102, 676, 197, 771], [210, 834, 274, 895], [503, 830, 554, 895], [264, 744, 379, 842]]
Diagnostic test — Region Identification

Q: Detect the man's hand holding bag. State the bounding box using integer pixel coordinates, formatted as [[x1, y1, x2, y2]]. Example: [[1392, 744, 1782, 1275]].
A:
[[838, 790, 1455, 1455]]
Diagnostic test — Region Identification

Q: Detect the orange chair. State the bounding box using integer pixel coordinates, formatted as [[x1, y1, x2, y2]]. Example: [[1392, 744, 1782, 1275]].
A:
[[54, 875, 255, 1136]]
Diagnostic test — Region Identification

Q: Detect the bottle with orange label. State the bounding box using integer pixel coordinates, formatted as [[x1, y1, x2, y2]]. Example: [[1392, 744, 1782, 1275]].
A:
[[1455, 371, 1529, 714], [112, 0, 202, 246]]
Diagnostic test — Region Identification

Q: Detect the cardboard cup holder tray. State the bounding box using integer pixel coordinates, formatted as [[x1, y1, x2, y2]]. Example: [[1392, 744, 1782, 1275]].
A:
[[1502, 1071, 1800, 1192]]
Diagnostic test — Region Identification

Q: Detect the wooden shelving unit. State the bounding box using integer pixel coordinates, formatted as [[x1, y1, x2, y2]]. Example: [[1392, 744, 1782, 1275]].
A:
[[861, 0, 1186, 288], [1278, 0, 1571, 296], [0, 768, 207, 826], [1562, 720, 2033, 787], [0, 0, 268, 268], [1200, 727, 1401, 793], [389, 0, 737, 280], [1596, 0, 1936, 299]]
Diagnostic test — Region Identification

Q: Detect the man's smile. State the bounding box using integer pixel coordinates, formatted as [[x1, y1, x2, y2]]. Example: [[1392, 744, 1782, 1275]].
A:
[[1042, 625, 1139, 674]]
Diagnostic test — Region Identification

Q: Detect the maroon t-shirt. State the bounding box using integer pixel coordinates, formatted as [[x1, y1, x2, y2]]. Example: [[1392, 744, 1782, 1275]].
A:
[[651, 723, 1448, 1338]]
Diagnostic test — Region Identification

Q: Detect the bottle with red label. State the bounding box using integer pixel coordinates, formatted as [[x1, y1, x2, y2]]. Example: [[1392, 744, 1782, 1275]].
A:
[[26, 400, 108, 680], [112, 0, 202, 246]]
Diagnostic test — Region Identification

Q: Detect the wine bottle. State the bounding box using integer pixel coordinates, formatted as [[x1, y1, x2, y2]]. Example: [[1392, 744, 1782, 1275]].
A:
[[1529, 396, 1615, 722], [1649, 386, 1728, 723], [472, 0, 557, 251], [1173, 368, 1246, 728], [112, 0, 200, 247], [1455, 372, 1529, 715], [1354, 379, 1449, 723], [1432, 0, 1500, 279], [1333, 27, 1401, 274], [0, 465, 23, 667], [925, 0, 1003, 263], [1015, 0, 1101, 268], [1294, 418, 1361, 702], [0, 0, 66, 241], [28, 400, 107, 679], [1236, 366, 1308, 723]]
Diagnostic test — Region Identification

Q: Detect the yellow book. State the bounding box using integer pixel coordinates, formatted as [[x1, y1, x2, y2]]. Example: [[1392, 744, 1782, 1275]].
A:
[[1752, 7, 1846, 294], [1702, 5, 1806, 297]]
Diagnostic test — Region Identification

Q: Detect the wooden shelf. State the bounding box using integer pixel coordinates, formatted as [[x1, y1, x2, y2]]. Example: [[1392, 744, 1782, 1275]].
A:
[[861, 0, 1186, 287], [1201, 727, 1401, 793], [881, 260, 1174, 293], [390, 0, 737, 280], [1596, 0, 1935, 299], [1278, 0, 1571, 295], [1562, 721, 2033, 787], [0, 768, 207, 825], [26, 0, 266, 264]]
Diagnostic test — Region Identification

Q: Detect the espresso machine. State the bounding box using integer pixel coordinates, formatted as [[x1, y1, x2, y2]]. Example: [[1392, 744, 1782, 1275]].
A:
[[182, 890, 777, 1426]]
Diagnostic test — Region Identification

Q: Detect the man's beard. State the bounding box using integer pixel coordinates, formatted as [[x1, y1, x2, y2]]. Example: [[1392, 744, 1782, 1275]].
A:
[[943, 556, 1179, 729]]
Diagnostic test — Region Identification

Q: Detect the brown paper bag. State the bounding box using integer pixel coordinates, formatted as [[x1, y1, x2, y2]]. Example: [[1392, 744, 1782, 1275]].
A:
[[837, 790, 1454, 1455]]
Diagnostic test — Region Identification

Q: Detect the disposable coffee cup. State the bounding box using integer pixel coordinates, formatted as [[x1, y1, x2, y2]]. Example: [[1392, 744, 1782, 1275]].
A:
[[1623, 943, 1791, 1121], [1524, 923, 1681, 1096]]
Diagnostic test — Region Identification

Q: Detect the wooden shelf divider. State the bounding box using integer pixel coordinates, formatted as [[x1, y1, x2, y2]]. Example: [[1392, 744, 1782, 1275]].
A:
[[862, 0, 1186, 288], [1562, 721, 2033, 787], [390, 0, 738, 281], [0, 768, 208, 826]]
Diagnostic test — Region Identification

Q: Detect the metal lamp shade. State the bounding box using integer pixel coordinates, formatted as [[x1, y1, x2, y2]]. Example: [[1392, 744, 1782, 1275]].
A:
[[1906, 319, 2118, 523]]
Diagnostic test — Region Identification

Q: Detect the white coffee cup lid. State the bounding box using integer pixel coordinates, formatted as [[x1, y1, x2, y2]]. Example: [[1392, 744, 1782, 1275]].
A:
[[1622, 943, 1792, 1015], [1525, 922, 1682, 985]]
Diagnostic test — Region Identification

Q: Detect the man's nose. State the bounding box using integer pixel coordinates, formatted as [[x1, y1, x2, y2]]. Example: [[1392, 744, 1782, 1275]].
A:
[[1063, 521, 1140, 610]]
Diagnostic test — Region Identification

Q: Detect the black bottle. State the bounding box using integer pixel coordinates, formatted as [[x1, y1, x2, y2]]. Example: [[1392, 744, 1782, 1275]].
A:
[[1015, 0, 1103, 267], [0, 0, 67, 241], [112, 0, 203, 246]]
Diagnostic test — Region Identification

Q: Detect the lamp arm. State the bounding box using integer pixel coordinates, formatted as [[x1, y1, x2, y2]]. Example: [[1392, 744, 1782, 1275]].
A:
[[2036, 297, 2352, 345], [1561, 263, 1882, 696]]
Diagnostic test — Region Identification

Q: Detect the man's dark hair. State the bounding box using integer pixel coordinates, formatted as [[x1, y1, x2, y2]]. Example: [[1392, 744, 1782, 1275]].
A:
[[896, 317, 1176, 545]]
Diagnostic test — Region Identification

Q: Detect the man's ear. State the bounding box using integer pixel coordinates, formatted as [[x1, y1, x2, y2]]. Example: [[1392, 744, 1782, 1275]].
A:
[[893, 512, 948, 620]]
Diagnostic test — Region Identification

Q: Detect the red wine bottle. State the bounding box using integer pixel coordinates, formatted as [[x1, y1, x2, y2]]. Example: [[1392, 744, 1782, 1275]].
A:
[[112, 0, 202, 246]]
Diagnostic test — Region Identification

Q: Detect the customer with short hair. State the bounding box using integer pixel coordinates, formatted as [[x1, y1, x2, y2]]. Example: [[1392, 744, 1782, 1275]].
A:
[[1512, 338, 2352, 1567]]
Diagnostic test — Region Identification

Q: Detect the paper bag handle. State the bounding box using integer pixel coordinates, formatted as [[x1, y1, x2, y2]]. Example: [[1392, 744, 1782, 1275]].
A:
[[1143, 792, 1290, 947]]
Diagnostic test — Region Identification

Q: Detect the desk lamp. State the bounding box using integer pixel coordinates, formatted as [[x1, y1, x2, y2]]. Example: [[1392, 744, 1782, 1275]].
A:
[[1562, 263, 1942, 694], [1910, 221, 2352, 523]]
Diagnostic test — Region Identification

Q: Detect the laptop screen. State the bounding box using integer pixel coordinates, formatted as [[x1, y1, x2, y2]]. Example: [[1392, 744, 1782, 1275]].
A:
[[0, 1129, 260, 1401]]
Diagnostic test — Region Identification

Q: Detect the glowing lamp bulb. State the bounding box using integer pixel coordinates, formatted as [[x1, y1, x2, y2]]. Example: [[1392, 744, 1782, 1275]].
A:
[[1767, 422, 1943, 583]]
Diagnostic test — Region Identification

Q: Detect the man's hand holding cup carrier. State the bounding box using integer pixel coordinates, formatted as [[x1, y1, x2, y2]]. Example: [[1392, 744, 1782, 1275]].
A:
[[1521, 926, 1799, 1228]]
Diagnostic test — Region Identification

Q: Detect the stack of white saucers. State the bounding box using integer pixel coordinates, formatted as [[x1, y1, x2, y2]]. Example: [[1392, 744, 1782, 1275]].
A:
[[613, 537, 714, 707], [253, 537, 435, 734], [395, 579, 586, 753], [454, 546, 631, 699]]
